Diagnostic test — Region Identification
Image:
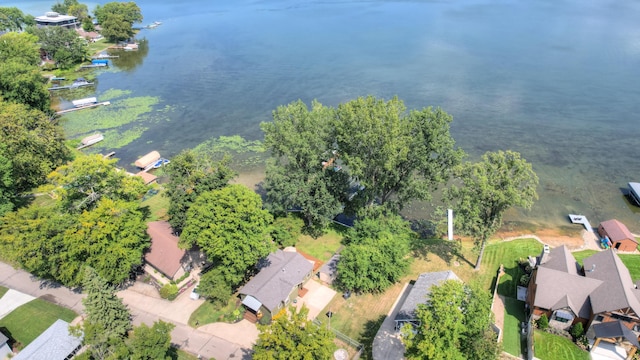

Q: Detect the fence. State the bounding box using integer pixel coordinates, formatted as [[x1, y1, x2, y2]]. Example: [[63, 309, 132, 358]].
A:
[[313, 319, 364, 359]]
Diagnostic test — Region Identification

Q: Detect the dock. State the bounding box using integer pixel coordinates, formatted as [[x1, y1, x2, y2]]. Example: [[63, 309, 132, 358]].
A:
[[76, 133, 104, 150], [48, 82, 94, 91], [79, 63, 108, 69], [56, 101, 110, 115], [568, 214, 595, 233], [92, 54, 119, 59]]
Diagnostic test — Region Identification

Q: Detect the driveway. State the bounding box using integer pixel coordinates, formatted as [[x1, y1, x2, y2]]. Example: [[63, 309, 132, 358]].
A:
[[0, 289, 35, 320], [295, 279, 336, 320], [372, 282, 411, 360]]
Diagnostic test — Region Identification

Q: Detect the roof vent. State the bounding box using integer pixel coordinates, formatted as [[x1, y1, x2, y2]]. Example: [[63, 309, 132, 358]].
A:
[[587, 264, 596, 273], [46, 12, 60, 17], [543, 244, 550, 254]]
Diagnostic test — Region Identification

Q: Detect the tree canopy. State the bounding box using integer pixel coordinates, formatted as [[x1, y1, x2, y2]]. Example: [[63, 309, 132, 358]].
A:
[[181, 184, 274, 286], [253, 306, 336, 360], [28, 26, 89, 69], [52, 0, 89, 22], [261, 96, 462, 231], [0, 7, 34, 31], [0, 32, 41, 66], [94, 2, 142, 42], [0, 61, 50, 112], [445, 150, 538, 269], [0, 145, 14, 217], [128, 321, 175, 360], [164, 149, 235, 233], [402, 280, 499, 360], [336, 212, 414, 293], [0, 100, 69, 192]]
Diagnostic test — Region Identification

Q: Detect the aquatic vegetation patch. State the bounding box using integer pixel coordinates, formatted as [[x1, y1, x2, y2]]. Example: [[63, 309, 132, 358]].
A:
[[194, 135, 267, 169], [93, 127, 148, 151], [100, 88, 132, 101], [61, 95, 160, 137]]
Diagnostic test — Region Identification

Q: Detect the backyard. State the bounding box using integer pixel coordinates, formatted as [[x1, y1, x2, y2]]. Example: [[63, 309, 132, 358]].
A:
[[573, 249, 640, 281], [502, 297, 527, 356], [534, 330, 590, 360]]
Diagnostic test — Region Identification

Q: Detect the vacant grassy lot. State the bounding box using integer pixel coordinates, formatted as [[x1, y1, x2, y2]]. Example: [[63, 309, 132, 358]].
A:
[[0, 298, 76, 347], [503, 297, 527, 356], [573, 250, 640, 281], [534, 330, 590, 360]]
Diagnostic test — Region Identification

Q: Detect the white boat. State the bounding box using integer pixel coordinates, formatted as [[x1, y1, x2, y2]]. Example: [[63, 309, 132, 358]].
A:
[[628, 182, 640, 206], [72, 97, 97, 107]]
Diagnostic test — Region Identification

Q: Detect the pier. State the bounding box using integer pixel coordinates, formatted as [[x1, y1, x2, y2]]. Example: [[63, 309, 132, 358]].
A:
[[79, 63, 108, 69], [55, 101, 111, 115], [48, 82, 94, 91], [568, 214, 595, 233]]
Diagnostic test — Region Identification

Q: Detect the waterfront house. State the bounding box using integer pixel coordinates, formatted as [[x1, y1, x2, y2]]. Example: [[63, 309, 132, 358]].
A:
[[145, 221, 188, 280], [35, 12, 79, 29], [598, 219, 638, 252], [527, 245, 640, 358], [239, 249, 314, 322]]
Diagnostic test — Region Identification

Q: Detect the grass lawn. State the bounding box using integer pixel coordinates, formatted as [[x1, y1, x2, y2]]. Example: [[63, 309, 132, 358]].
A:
[[0, 298, 76, 347], [188, 298, 243, 327], [503, 297, 527, 356], [296, 226, 346, 262], [139, 186, 169, 221], [573, 250, 640, 281], [0, 286, 7, 299], [534, 330, 590, 360], [481, 239, 543, 297]]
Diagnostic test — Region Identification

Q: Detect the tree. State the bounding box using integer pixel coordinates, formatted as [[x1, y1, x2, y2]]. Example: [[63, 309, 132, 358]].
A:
[[60, 198, 149, 286], [0, 100, 69, 192], [336, 213, 413, 293], [0, 7, 34, 31], [0, 145, 14, 217], [333, 96, 463, 210], [197, 268, 232, 305], [0, 61, 50, 112], [82, 267, 132, 360], [402, 280, 499, 360], [445, 150, 538, 270], [0, 32, 41, 66], [128, 321, 175, 360], [94, 2, 142, 42], [253, 306, 336, 360], [47, 154, 147, 212], [28, 26, 88, 68], [261, 100, 346, 231], [181, 184, 274, 286], [164, 150, 235, 233], [52, 0, 89, 22]]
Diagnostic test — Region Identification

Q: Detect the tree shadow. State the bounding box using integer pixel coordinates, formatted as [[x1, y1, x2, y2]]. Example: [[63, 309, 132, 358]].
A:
[[358, 315, 386, 360]]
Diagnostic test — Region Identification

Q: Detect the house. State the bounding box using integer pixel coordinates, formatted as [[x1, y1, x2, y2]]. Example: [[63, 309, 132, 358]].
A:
[[145, 221, 188, 280], [317, 254, 340, 285], [13, 319, 83, 360], [598, 219, 638, 252], [394, 270, 461, 330], [527, 245, 640, 358], [0, 332, 11, 360], [239, 249, 314, 322], [35, 12, 79, 29]]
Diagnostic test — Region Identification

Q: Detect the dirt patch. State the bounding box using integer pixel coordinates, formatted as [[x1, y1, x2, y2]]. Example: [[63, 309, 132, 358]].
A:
[[496, 227, 585, 250]]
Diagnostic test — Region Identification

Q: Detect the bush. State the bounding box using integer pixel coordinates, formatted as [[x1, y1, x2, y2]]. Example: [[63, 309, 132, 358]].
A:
[[159, 283, 178, 300], [271, 215, 303, 248], [258, 310, 272, 325], [537, 314, 549, 330], [519, 274, 530, 286], [570, 322, 584, 339]]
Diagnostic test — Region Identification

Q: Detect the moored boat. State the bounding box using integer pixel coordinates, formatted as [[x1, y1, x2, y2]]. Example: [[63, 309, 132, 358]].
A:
[[628, 182, 640, 206]]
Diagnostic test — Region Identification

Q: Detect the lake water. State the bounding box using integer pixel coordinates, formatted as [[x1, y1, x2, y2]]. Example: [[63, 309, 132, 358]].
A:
[[14, 0, 640, 231]]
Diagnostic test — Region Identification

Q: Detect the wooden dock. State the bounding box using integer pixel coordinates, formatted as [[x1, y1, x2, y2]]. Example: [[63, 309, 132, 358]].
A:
[[48, 82, 94, 91], [79, 64, 108, 69], [56, 101, 110, 115], [92, 55, 119, 59]]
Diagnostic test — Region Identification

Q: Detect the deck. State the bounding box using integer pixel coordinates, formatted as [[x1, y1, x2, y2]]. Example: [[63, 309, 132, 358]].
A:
[[55, 101, 110, 115], [568, 214, 595, 233]]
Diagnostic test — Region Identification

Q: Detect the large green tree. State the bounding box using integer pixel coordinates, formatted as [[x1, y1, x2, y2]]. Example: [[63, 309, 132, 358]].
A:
[[94, 2, 142, 42], [445, 150, 538, 270], [128, 321, 175, 360], [52, 0, 89, 22], [0, 32, 41, 66], [402, 280, 499, 360], [0, 145, 14, 217], [0, 7, 34, 31], [164, 150, 235, 233], [82, 267, 132, 359], [28, 26, 88, 69], [181, 184, 274, 286], [47, 154, 147, 212], [0, 61, 50, 112], [333, 96, 463, 210], [336, 212, 413, 293], [0, 100, 69, 192], [253, 306, 336, 360], [261, 100, 347, 231]]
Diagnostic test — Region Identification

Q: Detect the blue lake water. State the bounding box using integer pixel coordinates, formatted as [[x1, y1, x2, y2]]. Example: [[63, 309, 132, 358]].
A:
[[13, 0, 640, 231]]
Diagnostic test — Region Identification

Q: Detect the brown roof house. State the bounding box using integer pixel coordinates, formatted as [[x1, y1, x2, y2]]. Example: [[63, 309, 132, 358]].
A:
[[145, 221, 188, 280], [598, 219, 638, 252], [527, 245, 640, 359], [239, 249, 314, 322]]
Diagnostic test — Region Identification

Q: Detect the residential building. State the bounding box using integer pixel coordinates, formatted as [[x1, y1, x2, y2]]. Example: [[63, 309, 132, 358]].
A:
[[35, 12, 79, 29], [598, 219, 638, 252], [12, 319, 82, 360], [145, 221, 188, 280]]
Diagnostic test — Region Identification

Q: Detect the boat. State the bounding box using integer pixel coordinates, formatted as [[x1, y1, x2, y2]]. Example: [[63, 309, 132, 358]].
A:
[[628, 182, 640, 206], [135, 151, 161, 169], [48, 78, 94, 90], [72, 97, 97, 108], [81, 133, 104, 146], [152, 158, 170, 169], [146, 21, 162, 28]]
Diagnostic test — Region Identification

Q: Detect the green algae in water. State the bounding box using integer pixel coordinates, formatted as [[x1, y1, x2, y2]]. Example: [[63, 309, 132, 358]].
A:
[[194, 135, 267, 169], [100, 88, 132, 101], [61, 95, 160, 137], [95, 127, 148, 151]]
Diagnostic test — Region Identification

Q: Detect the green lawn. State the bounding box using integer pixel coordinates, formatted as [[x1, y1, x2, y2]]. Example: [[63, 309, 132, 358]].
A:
[[139, 186, 169, 221], [188, 298, 243, 327], [0, 298, 77, 348], [573, 250, 640, 281], [296, 226, 345, 262], [503, 297, 527, 356], [0, 286, 7, 299], [534, 330, 590, 360], [481, 239, 543, 297]]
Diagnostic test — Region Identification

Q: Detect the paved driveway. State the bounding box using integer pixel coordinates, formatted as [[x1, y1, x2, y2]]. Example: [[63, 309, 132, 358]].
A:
[[0, 289, 35, 320], [372, 283, 411, 360], [295, 279, 336, 320]]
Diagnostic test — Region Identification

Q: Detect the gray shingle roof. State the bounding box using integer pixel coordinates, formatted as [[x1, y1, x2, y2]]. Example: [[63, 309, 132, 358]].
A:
[[239, 250, 314, 312], [395, 271, 461, 322], [0, 332, 7, 344], [13, 319, 82, 360], [532, 266, 601, 319], [539, 245, 580, 275], [592, 320, 640, 348], [584, 250, 640, 315]]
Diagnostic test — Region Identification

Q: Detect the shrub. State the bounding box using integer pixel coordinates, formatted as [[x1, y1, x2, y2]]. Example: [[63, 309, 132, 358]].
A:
[[570, 322, 584, 339], [519, 274, 530, 286], [258, 311, 272, 325], [271, 215, 303, 248], [537, 314, 549, 330], [159, 283, 178, 300]]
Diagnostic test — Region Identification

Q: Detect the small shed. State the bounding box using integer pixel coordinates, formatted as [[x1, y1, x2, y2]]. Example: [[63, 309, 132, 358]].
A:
[[598, 219, 637, 252], [135, 151, 161, 169]]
